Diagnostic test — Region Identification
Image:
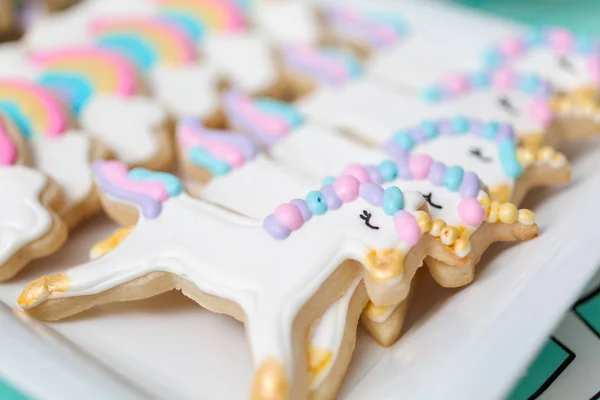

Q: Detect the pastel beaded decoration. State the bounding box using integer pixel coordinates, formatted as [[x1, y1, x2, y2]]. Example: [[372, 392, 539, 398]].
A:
[[420, 69, 554, 142], [324, 6, 405, 51], [31, 46, 139, 116], [484, 28, 600, 94], [176, 118, 258, 176], [224, 89, 304, 146], [19, 159, 430, 400], [484, 29, 600, 145], [382, 116, 569, 204], [282, 45, 362, 86]]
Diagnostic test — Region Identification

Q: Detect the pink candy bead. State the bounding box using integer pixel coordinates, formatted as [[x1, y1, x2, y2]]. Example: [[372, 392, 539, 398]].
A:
[[549, 29, 574, 53], [528, 100, 553, 125], [274, 203, 304, 231], [492, 68, 516, 90], [333, 175, 360, 202], [342, 164, 371, 183], [444, 73, 469, 94], [500, 37, 525, 57], [408, 153, 433, 179], [588, 57, 600, 83], [394, 210, 422, 246], [458, 197, 485, 226]]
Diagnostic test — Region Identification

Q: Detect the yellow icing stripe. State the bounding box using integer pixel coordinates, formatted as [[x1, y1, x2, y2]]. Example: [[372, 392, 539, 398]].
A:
[[18, 273, 71, 308], [364, 302, 393, 320], [308, 346, 333, 385], [89, 226, 133, 259]]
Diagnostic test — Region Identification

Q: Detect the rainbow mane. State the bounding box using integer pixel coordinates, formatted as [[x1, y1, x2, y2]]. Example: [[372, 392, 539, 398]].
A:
[[382, 117, 523, 181], [32, 47, 138, 116], [92, 17, 198, 71], [223, 90, 304, 146], [282, 45, 362, 86], [93, 160, 182, 219], [420, 68, 555, 126], [483, 28, 600, 83], [158, 0, 246, 42], [177, 119, 258, 176], [0, 79, 68, 138], [324, 6, 405, 49], [0, 116, 17, 166]]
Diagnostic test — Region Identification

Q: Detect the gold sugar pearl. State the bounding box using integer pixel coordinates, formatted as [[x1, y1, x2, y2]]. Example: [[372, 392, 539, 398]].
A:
[[536, 146, 555, 163], [414, 211, 432, 233], [551, 152, 566, 167], [487, 201, 500, 223], [453, 237, 471, 257], [499, 203, 518, 224], [440, 226, 459, 246], [430, 219, 446, 237], [518, 209, 535, 226], [479, 195, 491, 213], [517, 148, 535, 167]]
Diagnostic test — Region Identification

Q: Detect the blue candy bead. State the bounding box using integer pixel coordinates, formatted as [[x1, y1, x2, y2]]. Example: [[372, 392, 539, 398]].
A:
[[306, 191, 328, 215], [451, 117, 470, 134], [443, 166, 464, 192], [382, 186, 404, 216], [392, 132, 416, 151], [420, 121, 439, 138], [482, 121, 500, 139], [378, 160, 398, 182]]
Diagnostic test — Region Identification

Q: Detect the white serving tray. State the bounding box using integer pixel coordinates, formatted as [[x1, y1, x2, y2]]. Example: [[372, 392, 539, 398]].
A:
[[0, 139, 599, 400]]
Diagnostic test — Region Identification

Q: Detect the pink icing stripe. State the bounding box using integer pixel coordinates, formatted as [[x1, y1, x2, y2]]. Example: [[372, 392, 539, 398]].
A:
[[31, 47, 138, 96], [233, 95, 289, 137], [101, 161, 168, 201], [0, 120, 16, 165], [0, 80, 68, 137], [178, 124, 245, 167], [291, 47, 348, 83]]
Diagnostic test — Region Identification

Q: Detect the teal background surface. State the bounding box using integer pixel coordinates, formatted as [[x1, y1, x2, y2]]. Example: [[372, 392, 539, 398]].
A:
[[454, 0, 600, 34], [0, 379, 30, 400]]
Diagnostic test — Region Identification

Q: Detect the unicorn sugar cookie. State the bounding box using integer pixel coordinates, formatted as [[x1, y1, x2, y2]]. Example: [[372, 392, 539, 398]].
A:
[[91, 16, 224, 124], [159, 0, 287, 99], [226, 90, 570, 205], [19, 160, 436, 399], [484, 29, 600, 147], [30, 46, 174, 170], [0, 79, 112, 231], [0, 116, 68, 281]]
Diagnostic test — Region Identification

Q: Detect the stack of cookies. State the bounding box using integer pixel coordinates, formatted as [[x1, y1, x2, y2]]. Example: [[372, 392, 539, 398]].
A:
[[0, 0, 598, 398]]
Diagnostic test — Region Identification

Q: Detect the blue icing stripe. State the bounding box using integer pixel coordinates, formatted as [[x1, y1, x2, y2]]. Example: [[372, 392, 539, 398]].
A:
[[255, 98, 304, 127], [499, 139, 523, 179], [128, 168, 183, 196], [38, 73, 92, 116], [161, 12, 205, 42], [188, 147, 231, 176], [0, 102, 33, 139], [322, 49, 362, 79], [369, 13, 405, 34], [97, 35, 157, 72]]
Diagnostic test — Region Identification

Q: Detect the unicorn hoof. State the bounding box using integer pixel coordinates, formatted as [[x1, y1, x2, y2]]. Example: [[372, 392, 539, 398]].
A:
[[366, 248, 404, 282], [251, 357, 289, 400], [18, 273, 70, 309]]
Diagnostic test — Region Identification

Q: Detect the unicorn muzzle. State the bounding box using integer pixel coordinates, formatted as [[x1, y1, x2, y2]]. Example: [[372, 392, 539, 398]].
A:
[[366, 248, 404, 282]]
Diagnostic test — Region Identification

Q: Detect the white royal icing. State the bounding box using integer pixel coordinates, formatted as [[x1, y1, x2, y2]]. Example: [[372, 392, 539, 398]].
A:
[[509, 50, 593, 92], [30, 133, 93, 215], [0, 166, 53, 265], [30, 189, 424, 380], [202, 32, 278, 94], [253, 0, 321, 45], [80, 94, 166, 166], [149, 64, 221, 120], [0, 43, 38, 80]]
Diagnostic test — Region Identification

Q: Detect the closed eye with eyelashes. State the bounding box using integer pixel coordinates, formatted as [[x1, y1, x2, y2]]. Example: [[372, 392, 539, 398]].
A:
[[420, 193, 442, 209], [360, 210, 379, 230], [498, 96, 519, 116], [469, 147, 493, 163]]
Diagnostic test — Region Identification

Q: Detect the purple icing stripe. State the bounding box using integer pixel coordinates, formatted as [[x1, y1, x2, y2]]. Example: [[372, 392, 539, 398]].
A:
[[92, 161, 162, 219]]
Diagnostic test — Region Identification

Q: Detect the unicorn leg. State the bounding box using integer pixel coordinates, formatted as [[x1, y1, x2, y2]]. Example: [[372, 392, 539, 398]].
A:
[[18, 230, 174, 321]]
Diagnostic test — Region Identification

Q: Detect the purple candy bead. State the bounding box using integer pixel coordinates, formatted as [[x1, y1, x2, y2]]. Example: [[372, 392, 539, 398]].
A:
[[395, 155, 413, 180], [289, 199, 312, 222], [459, 171, 481, 197], [412, 128, 429, 143], [382, 140, 408, 160], [495, 123, 516, 143], [469, 120, 484, 136], [366, 166, 383, 184], [428, 161, 446, 186], [438, 119, 454, 135], [263, 214, 291, 239], [321, 184, 342, 210], [359, 182, 384, 206]]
